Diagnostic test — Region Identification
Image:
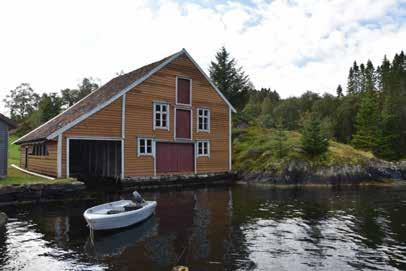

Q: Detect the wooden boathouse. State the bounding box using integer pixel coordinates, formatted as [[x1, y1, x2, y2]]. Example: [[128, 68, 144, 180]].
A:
[[14, 49, 235, 179]]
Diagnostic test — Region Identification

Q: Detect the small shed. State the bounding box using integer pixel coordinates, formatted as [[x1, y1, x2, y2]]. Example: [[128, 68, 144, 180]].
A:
[[0, 113, 17, 178]]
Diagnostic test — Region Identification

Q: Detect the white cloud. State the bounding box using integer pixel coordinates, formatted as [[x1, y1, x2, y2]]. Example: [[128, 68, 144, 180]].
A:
[[0, 0, 405, 115]]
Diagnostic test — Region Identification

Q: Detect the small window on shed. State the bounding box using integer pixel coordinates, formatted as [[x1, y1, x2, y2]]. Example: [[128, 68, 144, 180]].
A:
[[31, 143, 48, 156]]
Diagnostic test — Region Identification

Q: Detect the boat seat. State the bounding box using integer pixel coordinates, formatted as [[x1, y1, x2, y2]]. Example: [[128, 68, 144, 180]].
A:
[[106, 209, 124, 215]]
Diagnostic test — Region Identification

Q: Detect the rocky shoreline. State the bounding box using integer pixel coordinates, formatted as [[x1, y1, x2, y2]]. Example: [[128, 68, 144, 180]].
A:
[[0, 182, 87, 206], [237, 160, 406, 185]]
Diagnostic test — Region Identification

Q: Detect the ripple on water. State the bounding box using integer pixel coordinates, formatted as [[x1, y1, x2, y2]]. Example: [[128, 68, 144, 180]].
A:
[[1, 219, 107, 271]]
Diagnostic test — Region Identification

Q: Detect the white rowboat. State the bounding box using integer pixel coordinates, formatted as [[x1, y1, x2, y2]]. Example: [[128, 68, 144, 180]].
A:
[[84, 193, 157, 231]]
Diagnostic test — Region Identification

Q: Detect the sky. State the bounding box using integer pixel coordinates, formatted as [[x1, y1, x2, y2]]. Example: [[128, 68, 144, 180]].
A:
[[1, 0, 405, 116]]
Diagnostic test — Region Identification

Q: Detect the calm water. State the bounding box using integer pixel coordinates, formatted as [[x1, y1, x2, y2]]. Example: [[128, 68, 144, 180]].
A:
[[2, 184, 406, 270]]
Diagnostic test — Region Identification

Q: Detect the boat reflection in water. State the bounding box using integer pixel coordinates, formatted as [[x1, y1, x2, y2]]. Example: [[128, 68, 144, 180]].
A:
[[85, 216, 158, 258]]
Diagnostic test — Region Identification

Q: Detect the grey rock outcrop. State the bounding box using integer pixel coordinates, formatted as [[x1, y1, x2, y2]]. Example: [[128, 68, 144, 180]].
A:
[[238, 159, 406, 185]]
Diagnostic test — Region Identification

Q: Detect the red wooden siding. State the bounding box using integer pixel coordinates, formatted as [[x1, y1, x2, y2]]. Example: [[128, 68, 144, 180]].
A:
[[176, 109, 191, 139], [156, 143, 194, 173], [177, 78, 190, 104]]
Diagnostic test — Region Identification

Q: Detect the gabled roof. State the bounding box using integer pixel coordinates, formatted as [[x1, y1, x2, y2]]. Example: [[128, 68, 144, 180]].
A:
[[0, 113, 17, 129], [14, 49, 236, 145]]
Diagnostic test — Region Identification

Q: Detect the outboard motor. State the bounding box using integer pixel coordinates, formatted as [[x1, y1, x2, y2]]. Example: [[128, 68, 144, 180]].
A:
[[133, 191, 144, 204]]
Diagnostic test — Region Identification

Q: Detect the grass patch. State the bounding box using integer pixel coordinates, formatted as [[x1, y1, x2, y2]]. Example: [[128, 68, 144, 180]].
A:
[[8, 135, 20, 166], [0, 135, 74, 186], [233, 126, 375, 172], [0, 167, 73, 186]]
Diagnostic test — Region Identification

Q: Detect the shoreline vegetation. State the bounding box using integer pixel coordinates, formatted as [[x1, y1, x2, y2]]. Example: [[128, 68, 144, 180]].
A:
[[233, 126, 406, 185]]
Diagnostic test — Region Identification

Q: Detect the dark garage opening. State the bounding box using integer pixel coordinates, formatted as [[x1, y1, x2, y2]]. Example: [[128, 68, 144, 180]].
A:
[[69, 139, 121, 179]]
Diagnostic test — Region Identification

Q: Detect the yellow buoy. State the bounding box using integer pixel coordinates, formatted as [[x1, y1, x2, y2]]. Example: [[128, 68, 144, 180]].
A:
[[172, 266, 189, 271]]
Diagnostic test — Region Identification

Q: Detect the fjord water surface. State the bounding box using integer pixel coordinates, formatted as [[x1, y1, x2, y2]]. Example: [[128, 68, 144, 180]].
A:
[[1, 185, 406, 270]]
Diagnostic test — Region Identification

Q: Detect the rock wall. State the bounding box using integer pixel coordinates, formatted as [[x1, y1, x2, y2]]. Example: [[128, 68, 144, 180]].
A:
[[0, 182, 86, 206]]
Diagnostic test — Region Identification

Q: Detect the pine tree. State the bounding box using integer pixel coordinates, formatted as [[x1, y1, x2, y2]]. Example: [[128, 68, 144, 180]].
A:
[[260, 96, 274, 128], [271, 118, 288, 158], [347, 67, 355, 94], [359, 63, 366, 92], [365, 60, 376, 92], [336, 84, 343, 97], [374, 94, 401, 160], [351, 91, 380, 150], [301, 116, 329, 156], [209, 47, 252, 110]]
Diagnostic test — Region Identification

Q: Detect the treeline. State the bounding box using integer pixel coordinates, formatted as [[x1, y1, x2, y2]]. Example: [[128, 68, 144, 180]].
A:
[[209, 47, 406, 161], [3, 78, 99, 135]]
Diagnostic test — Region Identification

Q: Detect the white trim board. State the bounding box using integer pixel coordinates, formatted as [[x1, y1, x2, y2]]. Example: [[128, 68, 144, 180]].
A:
[[57, 134, 62, 178], [229, 107, 232, 171], [11, 164, 55, 180]]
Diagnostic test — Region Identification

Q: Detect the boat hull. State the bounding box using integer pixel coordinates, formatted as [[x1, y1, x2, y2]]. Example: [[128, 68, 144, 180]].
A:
[[84, 200, 157, 231]]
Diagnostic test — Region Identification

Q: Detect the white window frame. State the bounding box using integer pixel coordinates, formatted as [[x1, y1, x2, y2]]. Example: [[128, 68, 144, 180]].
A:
[[176, 76, 192, 106], [197, 108, 210, 132], [137, 137, 155, 157], [196, 140, 210, 157], [153, 102, 170, 130]]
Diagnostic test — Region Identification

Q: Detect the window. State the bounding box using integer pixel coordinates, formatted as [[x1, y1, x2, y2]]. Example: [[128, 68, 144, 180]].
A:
[[197, 108, 210, 132], [138, 138, 154, 156], [30, 143, 48, 156], [197, 141, 210, 157], [154, 103, 169, 130], [177, 77, 191, 105]]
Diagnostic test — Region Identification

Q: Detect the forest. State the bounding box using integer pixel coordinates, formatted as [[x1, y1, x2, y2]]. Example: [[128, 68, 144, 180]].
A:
[[3, 48, 406, 163]]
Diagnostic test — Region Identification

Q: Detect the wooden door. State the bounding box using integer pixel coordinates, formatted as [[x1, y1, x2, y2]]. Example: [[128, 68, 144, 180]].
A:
[[177, 78, 191, 104], [176, 109, 191, 139], [156, 143, 194, 173]]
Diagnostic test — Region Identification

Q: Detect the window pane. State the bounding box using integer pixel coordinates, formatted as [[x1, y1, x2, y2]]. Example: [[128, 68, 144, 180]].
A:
[[162, 105, 167, 112], [204, 110, 208, 116], [198, 109, 203, 116], [155, 104, 160, 111], [147, 146, 152, 153], [156, 117, 161, 126]]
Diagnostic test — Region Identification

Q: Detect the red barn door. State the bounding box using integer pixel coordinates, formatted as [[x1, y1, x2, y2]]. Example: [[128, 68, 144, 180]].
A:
[[176, 109, 191, 139], [156, 143, 194, 174]]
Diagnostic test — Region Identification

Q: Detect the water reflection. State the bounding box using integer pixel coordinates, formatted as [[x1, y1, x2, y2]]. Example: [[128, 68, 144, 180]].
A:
[[1, 185, 406, 270], [85, 216, 158, 258]]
